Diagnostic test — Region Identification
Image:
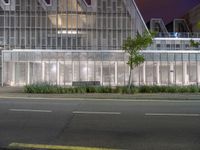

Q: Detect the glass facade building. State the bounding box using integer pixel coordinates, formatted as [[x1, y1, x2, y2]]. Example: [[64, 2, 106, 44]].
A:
[[1, 0, 200, 86]]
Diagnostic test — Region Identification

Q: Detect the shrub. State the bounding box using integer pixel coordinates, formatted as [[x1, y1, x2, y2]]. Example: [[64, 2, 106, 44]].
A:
[[188, 85, 199, 93], [178, 86, 190, 93], [24, 83, 200, 94], [166, 86, 178, 93]]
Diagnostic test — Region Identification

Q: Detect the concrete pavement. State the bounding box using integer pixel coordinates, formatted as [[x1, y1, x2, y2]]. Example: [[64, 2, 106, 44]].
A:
[[1, 86, 200, 100]]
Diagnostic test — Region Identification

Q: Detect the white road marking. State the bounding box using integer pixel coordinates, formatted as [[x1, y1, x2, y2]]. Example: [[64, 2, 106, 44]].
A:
[[145, 113, 200, 117], [1, 96, 200, 103], [9, 109, 52, 113], [73, 111, 121, 115]]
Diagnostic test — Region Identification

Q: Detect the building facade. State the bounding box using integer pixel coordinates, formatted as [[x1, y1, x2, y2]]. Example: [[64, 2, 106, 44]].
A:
[[184, 3, 200, 32], [1, 0, 200, 86]]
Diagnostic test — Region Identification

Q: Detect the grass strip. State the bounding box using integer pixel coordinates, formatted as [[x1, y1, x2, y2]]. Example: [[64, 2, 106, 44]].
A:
[[9, 143, 118, 150]]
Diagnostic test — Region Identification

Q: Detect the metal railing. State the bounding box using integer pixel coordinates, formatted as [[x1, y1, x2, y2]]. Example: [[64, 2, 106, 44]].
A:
[[155, 32, 200, 38]]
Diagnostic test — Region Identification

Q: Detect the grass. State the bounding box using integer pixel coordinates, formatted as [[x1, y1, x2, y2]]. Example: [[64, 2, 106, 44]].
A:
[[9, 142, 116, 150], [24, 83, 200, 94]]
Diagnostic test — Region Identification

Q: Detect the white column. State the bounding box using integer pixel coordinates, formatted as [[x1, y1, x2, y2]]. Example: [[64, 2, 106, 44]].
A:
[[197, 61, 200, 85], [143, 62, 146, 85], [169, 63, 174, 84], [183, 62, 188, 85], [156, 62, 160, 85], [42, 62, 45, 81], [1, 54, 3, 87], [57, 62, 60, 85], [27, 62, 30, 85], [12, 62, 15, 86], [100, 62, 103, 85], [115, 62, 118, 85], [72, 62, 75, 81]]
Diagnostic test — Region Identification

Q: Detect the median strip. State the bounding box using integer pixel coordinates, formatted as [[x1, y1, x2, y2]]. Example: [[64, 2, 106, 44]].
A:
[[9, 109, 52, 113], [73, 111, 121, 115], [145, 113, 200, 117], [9, 143, 118, 150]]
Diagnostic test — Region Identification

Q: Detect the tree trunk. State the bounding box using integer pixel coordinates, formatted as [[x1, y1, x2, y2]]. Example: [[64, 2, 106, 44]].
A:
[[128, 67, 132, 90]]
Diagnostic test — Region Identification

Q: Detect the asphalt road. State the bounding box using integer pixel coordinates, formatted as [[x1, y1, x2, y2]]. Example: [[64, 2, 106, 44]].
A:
[[0, 98, 200, 150]]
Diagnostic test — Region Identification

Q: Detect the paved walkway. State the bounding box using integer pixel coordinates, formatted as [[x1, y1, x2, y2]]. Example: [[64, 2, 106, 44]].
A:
[[0, 87, 200, 100]]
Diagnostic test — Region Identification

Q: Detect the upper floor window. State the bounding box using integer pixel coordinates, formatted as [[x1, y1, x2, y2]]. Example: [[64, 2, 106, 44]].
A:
[[85, 0, 91, 5], [3, 0, 10, 4], [44, 0, 51, 5]]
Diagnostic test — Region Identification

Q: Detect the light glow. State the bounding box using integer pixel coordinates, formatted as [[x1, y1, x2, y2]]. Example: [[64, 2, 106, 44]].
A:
[[57, 30, 78, 35]]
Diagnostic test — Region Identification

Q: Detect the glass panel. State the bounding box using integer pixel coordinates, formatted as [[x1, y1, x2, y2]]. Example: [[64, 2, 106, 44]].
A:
[[49, 62, 57, 84], [3, 62, 13, 86], [15, 62, 28, 86], [95, 61, 101, 83], [88, 61, 94, 81], [102, 61, 115, 86], [80, 61, 87, 81], [175, 61, 183, 85], [64, 61, 72, 85], [160, 62, 169, 85], [146, 61, 154, 85], [110, 62, 115, 85], [125, 63, 129, 86], [44, 62, 50, 83], [169, 62, 175, 85], [73, 61, 79, 81], [59, 62, 65, 85], [188, 61, 197, 84], [132, 65, 139, 86], [30, 62, 42, 84], [117, 61, 125, 86], [139, 64, 143, 85]]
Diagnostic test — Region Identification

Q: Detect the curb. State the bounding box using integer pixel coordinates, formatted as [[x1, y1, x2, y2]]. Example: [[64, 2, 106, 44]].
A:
[[0, 93, 200, 101]]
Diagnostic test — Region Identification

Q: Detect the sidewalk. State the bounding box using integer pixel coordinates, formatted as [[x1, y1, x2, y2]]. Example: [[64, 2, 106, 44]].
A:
[[0, 87, 200, 100]]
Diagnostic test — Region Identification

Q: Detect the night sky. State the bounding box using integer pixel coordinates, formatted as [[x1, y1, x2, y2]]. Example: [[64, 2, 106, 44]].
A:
[[135, 0, 200, 23]]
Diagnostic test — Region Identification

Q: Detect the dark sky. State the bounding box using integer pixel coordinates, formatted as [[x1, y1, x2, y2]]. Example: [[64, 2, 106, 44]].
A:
[[135, 0, 200, 23]]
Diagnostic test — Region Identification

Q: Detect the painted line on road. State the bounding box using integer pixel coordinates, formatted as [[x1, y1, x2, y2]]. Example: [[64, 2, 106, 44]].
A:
[[1, 96, 200, 103], [9, 143, 119, 150], [73, 111, 121, 115], [145, 113, 200, 117], [0, 96, 200, 103], [9, 109, 52, 113]]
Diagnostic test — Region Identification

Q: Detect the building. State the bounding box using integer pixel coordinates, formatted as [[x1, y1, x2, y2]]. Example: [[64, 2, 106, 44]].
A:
[[1, 0, 200, 86], [184, 3, 200, 32]]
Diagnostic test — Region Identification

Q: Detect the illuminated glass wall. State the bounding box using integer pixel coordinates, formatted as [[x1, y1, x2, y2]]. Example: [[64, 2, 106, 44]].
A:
[[2, 0, 200, 87], [3, 50, 200, 86], [0, 0, 146, 50]]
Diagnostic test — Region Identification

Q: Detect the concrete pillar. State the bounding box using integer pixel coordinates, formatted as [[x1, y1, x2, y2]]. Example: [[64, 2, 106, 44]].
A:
[[57, 62, 60, 85], [42, 62, 45, 81], [197, 62, 200, 85], [115, 62, 118, 85], [169, 63, 174, 84], [1, 61, 3, 87], [100, 62, 103, 85], [143, 62, 146, 85], [72, 62, 74, 81], [27, 62, 30, 85], [156, 62, 160, 85], [12, 62, 15, 86], [183, 62, 188, 85]]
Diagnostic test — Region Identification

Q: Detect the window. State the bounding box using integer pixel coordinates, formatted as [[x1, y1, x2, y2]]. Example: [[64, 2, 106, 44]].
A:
[[3, 0, 10, 4], [44, 0, 51, 5], [84, 0, 91, 5]]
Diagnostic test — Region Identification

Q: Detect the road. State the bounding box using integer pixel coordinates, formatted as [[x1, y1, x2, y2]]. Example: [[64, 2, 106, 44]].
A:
[[0, 98, 200, 150]]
